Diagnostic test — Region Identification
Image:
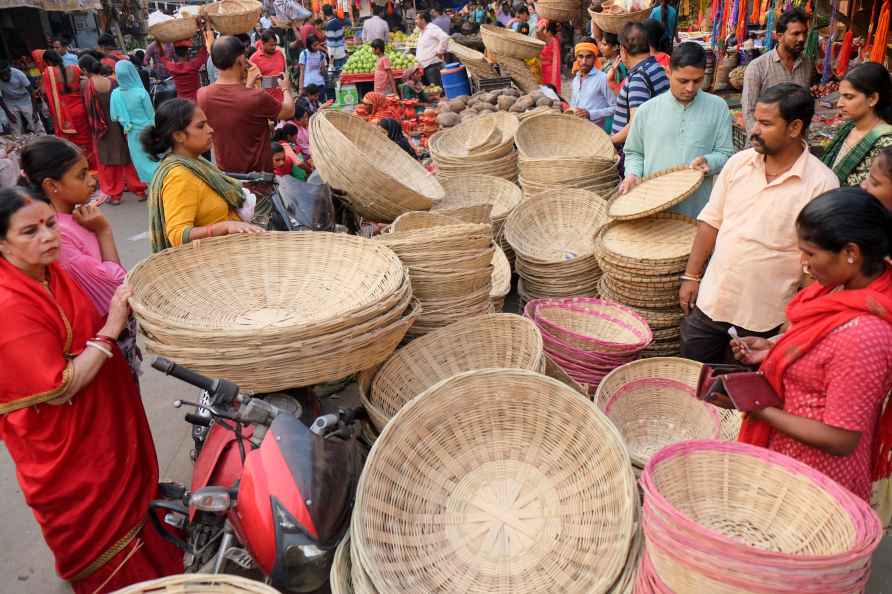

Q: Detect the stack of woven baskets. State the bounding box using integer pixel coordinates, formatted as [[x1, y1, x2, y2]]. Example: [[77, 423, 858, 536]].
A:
[[126, 233, 417, 393], [595, 358, 728, 479], [113, 574, 279, 594], [375, 220, 493, 336], [429, 113, 520, 182], [479, 24, 544, 92], [637, 439, 884, 593], [311, 110, 444, 222], [358, 313, 545, 436], [505, 190, 608, 304], [597, 167, 704, 357], [525, 297, 652, 392], [433, 173, 523, 267], [515, 113, 620, 198], [348, 368, 638, 593]]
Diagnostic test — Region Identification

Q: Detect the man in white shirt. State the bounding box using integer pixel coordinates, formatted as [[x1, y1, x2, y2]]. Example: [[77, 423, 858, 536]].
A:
[[0, 62, 41, 135], [414, 10, 449, 87], [362, 4, 390, 42]]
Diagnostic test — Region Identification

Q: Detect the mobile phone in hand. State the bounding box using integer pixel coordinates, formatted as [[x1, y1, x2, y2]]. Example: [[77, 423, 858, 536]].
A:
[[261, 75, 283, 88]]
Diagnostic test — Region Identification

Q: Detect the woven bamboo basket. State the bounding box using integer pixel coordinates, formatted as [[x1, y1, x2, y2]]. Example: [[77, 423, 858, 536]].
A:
[[360, 314, 544, 432], [149, 17, 198, 42], [433, 174, 522, 221], [204, 0, 262, 34], [505, 190, 608, 264], [639, 440, 884, 594], [597, 212, 697, 266], [389, 210, 463, 232], [535, 0, 582, 21], [532, 298, 652, 353], [349, 525, 379, 594], [543, 354, 588, 396], [496, 55, 540, 93], [429, 120, 515, 160], [602, 377, 721, 467], [480, 24, 546, 59], [516, 113, 616, 160], [409, 266, 493, 300], [434, 204, 493, 223], [607, 165, 704, 220], [447, 39, 499, 79], [311, 110, 443, 222], [490, 245, 511, 311], [111, 574, 280, 593], [589, 4, 652, 34], [128, 232, 409, 346], [595, 357, 743, 441], [143, 299, 419, 392], [331, 535, 354, 594], [352, 368, 637, 593]]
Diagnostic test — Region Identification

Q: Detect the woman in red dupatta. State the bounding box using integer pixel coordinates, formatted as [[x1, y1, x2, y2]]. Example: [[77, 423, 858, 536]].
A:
[[0, 188, 181, 593], [536, 19, 562, 95], [42, 50, 96, 170], [730, 188, 892, 501]]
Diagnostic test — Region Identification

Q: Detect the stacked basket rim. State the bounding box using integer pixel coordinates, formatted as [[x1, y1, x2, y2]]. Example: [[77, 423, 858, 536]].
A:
[[447, 38, 499, 80], [524, 297, 652, 392], [597, 166, 704, 357], [126, 232, 418, 392], [515, 113, 620, 198], [637, 439, 883, 593], [311, 109, 444, 222], [594, 357, 737, 476], [375, 220, 494, 336], [429, 113, 520, 182], [432, 173, 522, 271], [351, 368, 638, 593], [506, 189, 609, 303]]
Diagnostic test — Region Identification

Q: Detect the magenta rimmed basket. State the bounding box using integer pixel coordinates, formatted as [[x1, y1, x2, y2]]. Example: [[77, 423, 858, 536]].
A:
[[636, 440, 883, 594]]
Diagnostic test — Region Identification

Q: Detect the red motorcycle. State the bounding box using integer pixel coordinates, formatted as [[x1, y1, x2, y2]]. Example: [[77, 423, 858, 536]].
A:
[[149, 357, 363, 592]]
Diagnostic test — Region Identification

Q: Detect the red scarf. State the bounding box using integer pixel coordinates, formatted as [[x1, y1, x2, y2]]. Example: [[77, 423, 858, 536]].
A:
[[739, 269, 892, 481]]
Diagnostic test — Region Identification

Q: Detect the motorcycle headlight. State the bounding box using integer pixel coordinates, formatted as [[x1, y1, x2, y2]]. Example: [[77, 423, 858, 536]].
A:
[[189, 487, 231, 513]]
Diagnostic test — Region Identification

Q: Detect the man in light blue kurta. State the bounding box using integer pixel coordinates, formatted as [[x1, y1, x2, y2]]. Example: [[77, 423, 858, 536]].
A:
[[621, 42, 734, 218]]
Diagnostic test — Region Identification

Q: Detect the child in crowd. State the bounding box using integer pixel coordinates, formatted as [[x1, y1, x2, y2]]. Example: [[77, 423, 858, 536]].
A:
[[863, 146, 892, 211], [371, 39, 397, 96], [271, 142, 309, 181], [289, 105, 312, 162], [298, 83, 323, 114], [598, 32, 627, 95]]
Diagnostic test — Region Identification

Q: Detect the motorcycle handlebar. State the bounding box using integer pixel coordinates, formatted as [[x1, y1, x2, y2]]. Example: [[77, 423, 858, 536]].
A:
[[224, 171, 275, 184], [152, 357, 216, 392]]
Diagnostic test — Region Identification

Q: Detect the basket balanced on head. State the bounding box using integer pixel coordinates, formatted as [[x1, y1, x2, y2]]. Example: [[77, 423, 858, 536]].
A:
[[352, 368, 637, 593], [480, 24, 545, 60], [638, 440, 884, 593], [310, 110, 444, 222], [204, 0, 262, 34], [126, 232, 418, 393], [358, 313, 545, 433]]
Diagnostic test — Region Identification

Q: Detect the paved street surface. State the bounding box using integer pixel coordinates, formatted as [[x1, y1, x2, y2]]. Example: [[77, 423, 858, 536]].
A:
[[0, 196, 890, 592]]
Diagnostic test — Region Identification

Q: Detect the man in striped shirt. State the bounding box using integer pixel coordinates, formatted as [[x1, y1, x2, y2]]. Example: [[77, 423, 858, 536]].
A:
[[322, 4, 347, 70], [610, 21, 669, 147]]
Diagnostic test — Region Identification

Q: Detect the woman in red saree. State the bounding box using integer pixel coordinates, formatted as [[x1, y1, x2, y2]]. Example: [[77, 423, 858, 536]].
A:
[[536, 19, 562, 95], [0, 187, 182, 592], [42, 50, 96, 170], [730, 188, 892, 502]]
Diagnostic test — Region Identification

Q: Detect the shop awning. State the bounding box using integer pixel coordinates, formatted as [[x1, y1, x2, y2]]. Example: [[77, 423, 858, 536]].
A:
[[0, 0, 100, 11]]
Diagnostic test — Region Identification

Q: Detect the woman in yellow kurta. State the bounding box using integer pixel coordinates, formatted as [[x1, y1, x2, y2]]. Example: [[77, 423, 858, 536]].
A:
[[142, 98, 263, 252]]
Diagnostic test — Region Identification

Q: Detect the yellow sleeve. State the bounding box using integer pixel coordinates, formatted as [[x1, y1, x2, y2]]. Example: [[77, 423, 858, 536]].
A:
[[161, 167, 201, 248]]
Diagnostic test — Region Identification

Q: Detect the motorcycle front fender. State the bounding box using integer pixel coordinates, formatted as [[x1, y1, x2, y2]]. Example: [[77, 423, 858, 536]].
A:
[[190, 422, 254, 522]]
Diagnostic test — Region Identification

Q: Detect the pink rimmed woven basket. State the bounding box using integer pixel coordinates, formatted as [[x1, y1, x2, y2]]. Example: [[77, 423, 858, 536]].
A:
[[637, 440, 883, 594], [529, 296, 652, 353]]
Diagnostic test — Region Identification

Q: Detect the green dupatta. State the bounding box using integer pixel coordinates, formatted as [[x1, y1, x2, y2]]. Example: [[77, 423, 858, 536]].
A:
[[147, 154, 245, 253], [821, 120, 892, 185]]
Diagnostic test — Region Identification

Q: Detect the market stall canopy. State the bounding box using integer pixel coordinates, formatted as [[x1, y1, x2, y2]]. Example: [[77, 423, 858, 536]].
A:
[[0, 0, 99, 11]]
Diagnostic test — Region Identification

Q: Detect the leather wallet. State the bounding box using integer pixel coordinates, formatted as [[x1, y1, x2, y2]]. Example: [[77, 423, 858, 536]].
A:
[[697, 365, 783, 413]]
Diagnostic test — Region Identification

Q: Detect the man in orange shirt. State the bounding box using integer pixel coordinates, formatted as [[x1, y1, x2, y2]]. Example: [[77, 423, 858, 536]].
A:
[[679, 83, 839, 363], [249, 29, 287, 101]]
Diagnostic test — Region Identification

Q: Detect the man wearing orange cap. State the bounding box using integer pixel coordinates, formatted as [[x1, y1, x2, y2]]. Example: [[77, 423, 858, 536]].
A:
[[568, 37, 615, 129], [161, 39, 209, 102]]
